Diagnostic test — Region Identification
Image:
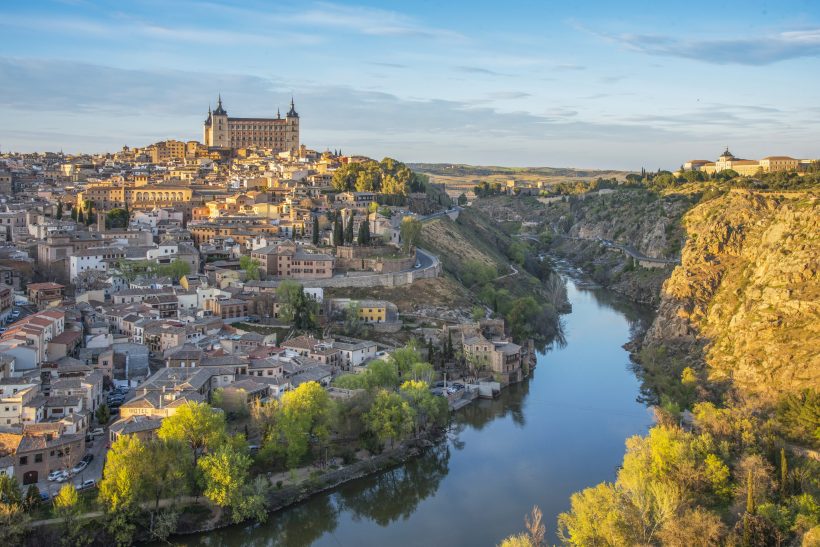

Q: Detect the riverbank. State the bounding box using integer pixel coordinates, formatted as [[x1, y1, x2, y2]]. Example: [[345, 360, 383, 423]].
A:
[[175, 281, 655, 546], [24, 431, 446, 545]]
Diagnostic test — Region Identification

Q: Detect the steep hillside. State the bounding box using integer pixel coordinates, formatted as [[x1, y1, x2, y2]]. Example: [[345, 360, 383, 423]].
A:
[[645, 189, 820, 398], [471, 190, 694, 305], [419, 208, 569, 348]]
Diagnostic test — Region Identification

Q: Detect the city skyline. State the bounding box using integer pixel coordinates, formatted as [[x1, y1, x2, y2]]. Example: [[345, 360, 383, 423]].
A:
[[2, 0, 820, 169]]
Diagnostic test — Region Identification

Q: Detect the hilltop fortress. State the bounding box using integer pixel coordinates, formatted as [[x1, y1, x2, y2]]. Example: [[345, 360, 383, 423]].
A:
[[203, 95, 299, 153]]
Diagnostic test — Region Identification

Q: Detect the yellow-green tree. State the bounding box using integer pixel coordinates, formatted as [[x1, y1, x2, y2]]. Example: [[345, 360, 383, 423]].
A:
[[277, 381, 333, 468], [365, 389, 415, 449], [55, 483, 85, 546], [198, 443, 252, 522], [0, 474, 27, 543], [400, 380, 447, 435], [157, 401, 226, 464], [99, 434, 145, 512]]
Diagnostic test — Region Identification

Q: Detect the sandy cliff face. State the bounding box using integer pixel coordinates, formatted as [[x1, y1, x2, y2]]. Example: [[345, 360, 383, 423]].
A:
[[645, 190, 820, 397]]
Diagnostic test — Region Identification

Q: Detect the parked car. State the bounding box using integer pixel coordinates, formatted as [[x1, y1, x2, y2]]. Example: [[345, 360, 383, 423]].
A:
[[48, 469, 66, 481], [79, 479, 96, 490], [90, 428, 105, 437], [55, 471, 70, 483], [39, 491, 50, 502], [71, 461, 88, 474], [82, 453, 94, 464]]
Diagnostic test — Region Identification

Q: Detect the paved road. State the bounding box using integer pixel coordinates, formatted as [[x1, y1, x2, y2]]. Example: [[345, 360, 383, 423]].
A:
[[518, 233, 680, 265], [415, 247, 435, 270], [418, 206, 462, 222]]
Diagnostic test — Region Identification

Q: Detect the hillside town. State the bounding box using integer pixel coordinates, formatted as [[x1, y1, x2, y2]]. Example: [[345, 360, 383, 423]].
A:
[[0, 98, 535, 500]]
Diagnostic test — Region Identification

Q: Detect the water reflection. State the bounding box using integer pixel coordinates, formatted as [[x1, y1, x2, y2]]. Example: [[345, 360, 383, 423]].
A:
[[337, 443, 450, 526], [176, 281, 654, 547]]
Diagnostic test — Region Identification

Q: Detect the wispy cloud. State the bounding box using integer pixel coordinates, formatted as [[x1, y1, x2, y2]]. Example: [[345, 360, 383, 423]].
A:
[[453, 65, 508, 76], [604, 27, 820, 65]]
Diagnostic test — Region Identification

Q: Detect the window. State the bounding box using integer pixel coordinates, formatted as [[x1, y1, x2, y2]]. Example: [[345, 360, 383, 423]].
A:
[[35, 453, 42, 463], [19, 456, 27, 465]]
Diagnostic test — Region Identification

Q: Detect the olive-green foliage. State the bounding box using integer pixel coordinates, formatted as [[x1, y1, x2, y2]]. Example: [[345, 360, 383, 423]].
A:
[[776, 389, 820, 448], [277, 280, 318, 330]]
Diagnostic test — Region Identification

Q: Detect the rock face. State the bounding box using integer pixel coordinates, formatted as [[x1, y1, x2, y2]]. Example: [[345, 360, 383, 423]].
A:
[[645, 190, 820, 398]]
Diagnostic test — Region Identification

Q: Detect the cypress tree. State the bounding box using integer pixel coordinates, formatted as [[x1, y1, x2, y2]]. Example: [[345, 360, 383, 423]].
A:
[[333, 214, 342, 247], [77, 209, 85, 224], [56, 202, 63, 219], [312, 215, 320, 245], [71, 207, 77, 221], [746, 470, 756, 515], [780, 447, 788, 497], [344, 213, 354, 244]]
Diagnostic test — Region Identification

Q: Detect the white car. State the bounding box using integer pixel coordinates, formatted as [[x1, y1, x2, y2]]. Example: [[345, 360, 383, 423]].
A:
[[90, 428, 105, 437], [71, 461, 88, 474], [55, 471, 71, 483], [48, 469, 66, 481], [78, 479, 96, 490]]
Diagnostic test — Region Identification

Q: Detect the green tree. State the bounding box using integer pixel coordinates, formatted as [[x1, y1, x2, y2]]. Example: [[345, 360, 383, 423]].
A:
[[99, 434, 145, 512], [357, 215, 371, 245], [56, 202, 63, 219], [77, 209, 85, 224], [333, 213, 343, 246], [388, 343, 422, 377], [106, 208, 129, 229], [96, 403, 111, 425], [23, 484, 40, 512], [410, 362, 435, 384], [344, 302, 364, 336], [366, 358, 400, 389], [275, 381, 333, 468], [157, 259, 191, 281], [54, 483, 86, 546], [239, 255, 260, 281], [365, 389, 415, 449], [70, 206, 77, 221], [399, 216, 422, 253], [278, 281, 318, 330], [198, 443, 255, 522], [157, 401, 227, 465], [780, 447, 789, 497], [344, 212, 354, 244], [747, 469, 756, 515], [400, 380, 448, 435], [312, 215, 320, 245], [0, 474, 26, 544], [142, 439, 192, 511]]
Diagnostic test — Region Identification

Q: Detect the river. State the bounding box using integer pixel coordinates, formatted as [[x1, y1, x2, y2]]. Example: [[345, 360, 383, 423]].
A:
[[177, 280, 654, 546]]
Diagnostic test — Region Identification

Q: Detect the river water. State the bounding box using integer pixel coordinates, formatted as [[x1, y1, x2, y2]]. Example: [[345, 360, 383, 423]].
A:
[[177, 280, 654, 546]]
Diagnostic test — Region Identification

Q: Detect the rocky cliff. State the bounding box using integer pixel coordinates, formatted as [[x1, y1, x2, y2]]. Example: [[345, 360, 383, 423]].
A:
[[645, 189, 820, 398]]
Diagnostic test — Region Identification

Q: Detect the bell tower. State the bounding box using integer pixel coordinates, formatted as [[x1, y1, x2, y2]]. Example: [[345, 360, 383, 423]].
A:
[[207, 95, 229, 148]]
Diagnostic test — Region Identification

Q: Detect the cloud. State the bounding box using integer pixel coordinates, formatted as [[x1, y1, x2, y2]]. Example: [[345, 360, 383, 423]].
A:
[[553, 63, 586, 71], [607, 28, 820, 65], [368, 62, 408, 69], [0, 12, 322, 46], [486, 91, 531, 100], [198, 1, 464, 41], [3, 57, 815, 169], [453, 65, 507, 76]]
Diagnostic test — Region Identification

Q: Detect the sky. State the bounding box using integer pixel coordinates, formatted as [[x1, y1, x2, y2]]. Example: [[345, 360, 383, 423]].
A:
[[1, 0, 819, 170]]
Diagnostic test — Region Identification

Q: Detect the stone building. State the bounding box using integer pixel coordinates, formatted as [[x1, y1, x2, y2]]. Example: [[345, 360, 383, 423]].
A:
[[203, 95, 299, 152]]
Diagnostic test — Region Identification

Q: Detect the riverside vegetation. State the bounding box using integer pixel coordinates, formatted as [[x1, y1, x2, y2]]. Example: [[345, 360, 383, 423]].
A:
[[488, 174, 819, 545], [3, 345, 447, 546]]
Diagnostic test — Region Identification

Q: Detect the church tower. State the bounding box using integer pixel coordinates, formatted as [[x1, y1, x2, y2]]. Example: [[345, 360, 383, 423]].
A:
[[286, 97, 300, 153], [204, 95, 230, 147]]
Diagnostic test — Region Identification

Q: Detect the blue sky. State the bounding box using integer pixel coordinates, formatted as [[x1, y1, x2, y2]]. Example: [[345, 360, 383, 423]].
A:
[[1, 0, 819, 169]]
